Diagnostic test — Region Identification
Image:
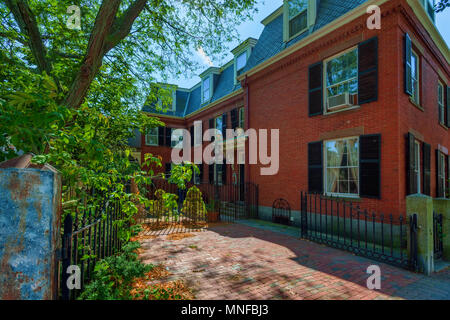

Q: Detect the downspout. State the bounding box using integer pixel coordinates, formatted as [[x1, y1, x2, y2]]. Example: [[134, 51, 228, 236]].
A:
[[242, 75, 250, 185]]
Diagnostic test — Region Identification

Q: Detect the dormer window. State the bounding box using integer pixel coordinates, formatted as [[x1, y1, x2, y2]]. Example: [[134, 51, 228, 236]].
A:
[[202, 76, 211, 103], [236, 52, 247, 73], [232, 38, 257, 84], [284, 0, 309, 41]]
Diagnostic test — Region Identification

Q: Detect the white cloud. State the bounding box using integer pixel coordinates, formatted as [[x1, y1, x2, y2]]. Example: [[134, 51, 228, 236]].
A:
[[196, 47, 213, 67]]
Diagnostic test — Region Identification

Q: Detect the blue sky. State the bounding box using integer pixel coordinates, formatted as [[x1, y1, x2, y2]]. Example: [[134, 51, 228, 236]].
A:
[[168, 0, 450, 89]]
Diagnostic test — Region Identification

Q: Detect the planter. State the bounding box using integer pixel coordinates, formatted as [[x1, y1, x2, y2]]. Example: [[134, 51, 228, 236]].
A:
[[207, 211, 219, 223]]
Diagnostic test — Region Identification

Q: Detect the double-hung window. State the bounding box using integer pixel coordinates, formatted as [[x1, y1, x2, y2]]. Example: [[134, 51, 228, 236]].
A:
[[238, 107, 245, 129], [287, 0, 308, 39], [325, 137, 359, 197], [438, 82, 445, 125], [194, 122, 202, 146], [202, 77, 211, 102], [324, 48, 358, 112], [171, 129, 183, 149], [215, 116, 223, 138], [236, 52, 247, 74], [145, 128, 158, 146], [438, 152, 446, 197], [414, 141, 421, 194], [214, 164, 223, 186], [411, 51, 420, 105]]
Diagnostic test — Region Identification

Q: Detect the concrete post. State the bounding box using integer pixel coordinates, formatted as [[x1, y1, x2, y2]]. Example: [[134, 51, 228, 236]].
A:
[[406, 195, 434, 275], [0, 155, 61, 300], [433, 199, 450, 261]]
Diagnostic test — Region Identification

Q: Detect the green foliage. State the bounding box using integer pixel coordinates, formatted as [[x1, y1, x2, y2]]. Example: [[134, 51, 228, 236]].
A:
[[0, 0, 256, 240], [150, 188, 179, 221], [181, 186, 206, 220], [435, 0, 449, 12], [205, 197, 218, 213], [79, 241, 153, 300]]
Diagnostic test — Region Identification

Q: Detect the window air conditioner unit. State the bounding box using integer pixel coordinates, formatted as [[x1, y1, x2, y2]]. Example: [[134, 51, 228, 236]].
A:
[[327, 92, 352, 110]]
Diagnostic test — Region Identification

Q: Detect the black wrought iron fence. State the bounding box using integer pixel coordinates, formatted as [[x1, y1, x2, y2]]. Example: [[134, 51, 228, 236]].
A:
[[142, 180, 258, 229], [300, 192, 418, 271], [60, 198, 125, 300], [434, 212, 443, 260]]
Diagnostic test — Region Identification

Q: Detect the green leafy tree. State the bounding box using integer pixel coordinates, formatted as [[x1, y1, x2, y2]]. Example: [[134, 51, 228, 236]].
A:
[[435, 0, 449, 12], [0, 0, 257, 229]]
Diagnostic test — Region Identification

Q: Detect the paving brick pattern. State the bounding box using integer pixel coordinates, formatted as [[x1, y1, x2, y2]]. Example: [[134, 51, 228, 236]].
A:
[[139, 223, 450, 300]]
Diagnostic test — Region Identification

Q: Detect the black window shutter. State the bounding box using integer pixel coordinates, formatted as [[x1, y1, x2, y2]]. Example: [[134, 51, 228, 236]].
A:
[[422, 143, 431, 196], [222, 164, 227, 184], [436, 150, 444, 197], [358, 37, 378, 104], [446, 86, 450, 127], [230, 109, 238, 129], [190, 126, 194, 147], [406, 133, 417, 195], [404, 33, 413, 96], [308, 62, 323, 117], [209, 118, 215, 142], [208, 164, 214, 184], [360, 134, 381, 198], [158, 127, 164, 146], [165, 127, 172, 147], [222, 113, 228, 137], [308, 141, 323, 193]]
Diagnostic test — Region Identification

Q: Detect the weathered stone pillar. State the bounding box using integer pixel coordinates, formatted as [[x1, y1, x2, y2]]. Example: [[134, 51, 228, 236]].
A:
[[0, 155, 61, 300], [406, 195, 434, 275], [433, 198, 450, 261]]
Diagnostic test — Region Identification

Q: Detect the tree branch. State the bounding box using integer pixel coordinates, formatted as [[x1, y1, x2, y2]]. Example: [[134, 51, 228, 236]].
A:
[[64, 0, 148, 110], [103, 0, 148, 52], [64, 0, 121, 109], [4, 0, 51, 75]]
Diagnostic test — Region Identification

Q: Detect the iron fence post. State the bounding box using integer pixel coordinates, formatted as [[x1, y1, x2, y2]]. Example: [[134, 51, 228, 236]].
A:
[[61, 214, 73, 300]]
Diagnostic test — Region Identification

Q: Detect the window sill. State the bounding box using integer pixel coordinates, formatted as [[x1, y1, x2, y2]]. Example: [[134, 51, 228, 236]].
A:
[[324, 105, 360, 116], [439, 123, 448, 130], [321, 194, 362, 202], [409, 97, 424, 112], [286, 27, 308, 42]]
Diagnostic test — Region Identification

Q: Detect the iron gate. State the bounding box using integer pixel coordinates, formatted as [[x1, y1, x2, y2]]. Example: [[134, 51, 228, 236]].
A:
[[433, 212, 443, 260], [300, 192, 418, 271]]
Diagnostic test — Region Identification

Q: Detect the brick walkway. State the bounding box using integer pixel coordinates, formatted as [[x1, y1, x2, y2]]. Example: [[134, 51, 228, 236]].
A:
[[139, 222, 450, 300]]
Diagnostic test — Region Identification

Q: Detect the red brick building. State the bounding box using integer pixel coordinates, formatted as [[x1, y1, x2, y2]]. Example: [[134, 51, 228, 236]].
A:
[[138, 0, 449, 220]]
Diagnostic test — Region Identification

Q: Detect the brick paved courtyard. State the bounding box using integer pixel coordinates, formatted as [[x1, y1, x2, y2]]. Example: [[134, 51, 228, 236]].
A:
[[138, 222, 450, 300]]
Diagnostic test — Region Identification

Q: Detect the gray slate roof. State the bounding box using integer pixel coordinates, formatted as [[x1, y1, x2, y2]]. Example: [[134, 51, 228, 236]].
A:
[[144, 0, 368, 118]]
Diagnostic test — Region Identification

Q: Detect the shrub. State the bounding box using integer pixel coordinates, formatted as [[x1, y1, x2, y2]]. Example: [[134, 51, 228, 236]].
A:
[[79, 241, 154, 300], [181, 186, 206, 221]]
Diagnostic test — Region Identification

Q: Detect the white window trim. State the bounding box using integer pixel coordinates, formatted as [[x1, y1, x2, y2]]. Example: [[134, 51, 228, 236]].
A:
[[234, 50, 249, 85], [438, 81, 445, 125], [201, 75, 212, 104], [145, 128, 159, 146], [324, 136, 360, 198], [323, 46, 360, 115], [411, 50, 420, 105], [414, 140, 421, 194], [283, 0, 310, 42]]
